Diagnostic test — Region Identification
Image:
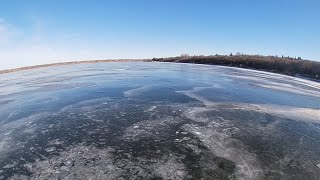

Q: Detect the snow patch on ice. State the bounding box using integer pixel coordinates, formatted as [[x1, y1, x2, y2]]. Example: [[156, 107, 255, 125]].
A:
[[123, 86, 153, 98]]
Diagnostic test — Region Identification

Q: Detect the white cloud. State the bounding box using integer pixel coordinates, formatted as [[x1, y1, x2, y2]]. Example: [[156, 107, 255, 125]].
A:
[[0, 19, 10, 43], [0, 19, 55, 69], [0, 18, 141, 70]]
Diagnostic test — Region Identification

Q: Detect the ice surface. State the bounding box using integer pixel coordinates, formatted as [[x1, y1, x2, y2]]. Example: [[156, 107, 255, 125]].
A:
[[0, 62, 320, 179]]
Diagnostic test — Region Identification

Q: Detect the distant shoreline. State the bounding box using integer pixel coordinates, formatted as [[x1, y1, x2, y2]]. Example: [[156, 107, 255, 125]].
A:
[[0, 59, 151, 75], [1, 55, 319, 82], [153, 55, 320, 81]]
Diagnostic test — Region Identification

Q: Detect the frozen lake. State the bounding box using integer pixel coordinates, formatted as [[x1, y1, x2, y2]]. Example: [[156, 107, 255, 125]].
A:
[[0, 62, 320, 179]]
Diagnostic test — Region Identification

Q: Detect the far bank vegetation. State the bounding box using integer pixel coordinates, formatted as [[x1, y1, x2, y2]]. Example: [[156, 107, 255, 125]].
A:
[[152, 54, 320, 80]]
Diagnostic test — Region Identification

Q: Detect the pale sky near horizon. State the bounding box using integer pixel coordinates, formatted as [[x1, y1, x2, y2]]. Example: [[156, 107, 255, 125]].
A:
[[0, 0, 319, 70]]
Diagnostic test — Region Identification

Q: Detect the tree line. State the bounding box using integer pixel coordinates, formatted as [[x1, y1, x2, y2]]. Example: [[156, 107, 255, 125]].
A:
[[152, 54, 320, 80]]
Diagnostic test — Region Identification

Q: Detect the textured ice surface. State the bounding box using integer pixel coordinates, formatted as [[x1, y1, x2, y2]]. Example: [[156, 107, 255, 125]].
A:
[[10, 145, 186, 180], [0, 62, 320, 179]]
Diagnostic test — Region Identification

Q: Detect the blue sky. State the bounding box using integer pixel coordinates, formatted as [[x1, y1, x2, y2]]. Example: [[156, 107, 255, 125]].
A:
[[0, 0, 319, 69]]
